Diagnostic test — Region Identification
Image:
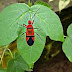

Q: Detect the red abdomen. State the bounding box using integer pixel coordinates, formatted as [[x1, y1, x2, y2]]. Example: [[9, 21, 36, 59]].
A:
[[26, 25, 35, 46]]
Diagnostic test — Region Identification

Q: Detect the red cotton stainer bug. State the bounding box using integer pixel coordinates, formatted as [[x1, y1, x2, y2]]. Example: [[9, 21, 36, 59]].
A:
[[18, 8, 43, 46]]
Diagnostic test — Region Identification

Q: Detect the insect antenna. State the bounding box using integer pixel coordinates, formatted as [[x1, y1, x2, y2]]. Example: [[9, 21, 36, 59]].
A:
[[31, 8, 40, 19]]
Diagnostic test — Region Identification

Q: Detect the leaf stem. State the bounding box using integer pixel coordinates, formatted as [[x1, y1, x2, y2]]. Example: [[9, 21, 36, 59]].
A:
[[1, 45, 13, 63], [1, 48, 6, 63], [7, 48, 13, 58], [51, 50, 60, 57], [28, 0, 32, 7]]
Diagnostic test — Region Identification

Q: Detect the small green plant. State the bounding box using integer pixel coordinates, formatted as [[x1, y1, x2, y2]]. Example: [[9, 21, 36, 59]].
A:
[[0, 1, 72, 72], [62, 24, 72, 62]]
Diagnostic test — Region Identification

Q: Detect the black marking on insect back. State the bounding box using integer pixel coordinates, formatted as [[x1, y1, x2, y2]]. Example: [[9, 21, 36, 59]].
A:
[[27, 28, 33, 29], [27, 28, 38, 29], [26, 36, 34, 37], [27, 37, 34, 46]]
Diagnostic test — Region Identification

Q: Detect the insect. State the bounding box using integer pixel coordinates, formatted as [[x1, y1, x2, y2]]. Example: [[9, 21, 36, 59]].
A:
[[18, 8, 43, 46]]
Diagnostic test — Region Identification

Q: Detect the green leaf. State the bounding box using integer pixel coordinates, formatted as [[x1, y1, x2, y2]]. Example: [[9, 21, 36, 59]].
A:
[[0, 3, 30, 46], [17, 32, 46, 65], [34, 1, 52, 9], [17, 4, 64, 65], [0, 69, 6, 72], [7, 53, 31, 72], [67, 24, 72, 36], [62, 24, 72, 62], [62, 36, 72, 62], [31, 5, 64, 42]]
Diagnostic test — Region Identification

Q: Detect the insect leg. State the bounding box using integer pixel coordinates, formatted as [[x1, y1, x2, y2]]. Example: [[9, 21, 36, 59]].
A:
[[34, 28, 40, 31], [34, 28, 38, 29], [34, 28, 41, 31], [32, 14, 35, 25], [35, 32, 44, 44], [17, 23, 27, 28], [18, 32, 26, 42], [32, 20, 34, 24], [21, 32, 26, 36], [23, 24, 27, 28]]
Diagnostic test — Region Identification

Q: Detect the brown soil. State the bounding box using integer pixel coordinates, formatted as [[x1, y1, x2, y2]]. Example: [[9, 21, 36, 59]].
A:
[[33, 51, 72, 72]]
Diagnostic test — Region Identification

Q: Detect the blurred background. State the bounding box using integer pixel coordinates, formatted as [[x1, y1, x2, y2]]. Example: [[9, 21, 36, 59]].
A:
[[0, 0, 72, 12]]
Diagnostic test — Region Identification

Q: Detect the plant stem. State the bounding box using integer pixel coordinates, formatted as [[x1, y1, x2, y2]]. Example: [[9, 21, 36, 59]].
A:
[[1, 46, 13, 63], [29, 0, 30, 4], [7, 48, 13, 58], [1, 48, 6, 63], [28, 0, 32, 7], [51, 50, 60, 57]]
